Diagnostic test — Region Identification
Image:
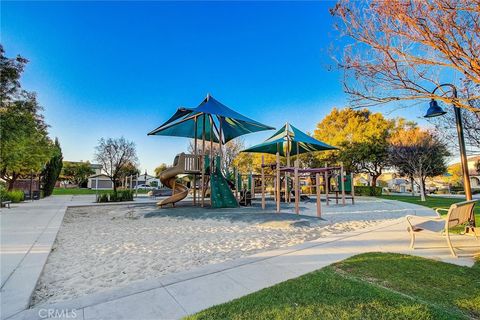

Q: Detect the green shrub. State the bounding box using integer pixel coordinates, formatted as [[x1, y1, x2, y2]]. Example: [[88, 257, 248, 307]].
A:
[[1, 188, 25, 203], [97, 193, 109, 203], [354, 186, 382, 196]]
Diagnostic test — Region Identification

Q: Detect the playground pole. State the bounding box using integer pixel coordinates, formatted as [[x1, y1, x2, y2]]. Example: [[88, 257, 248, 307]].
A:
[[276, 152, 280, 213], [201, 115, 206, 207], [341, 163, 346, 206], [351, 172, 355, 205], [285, 129, 290, 203], [316, 173, 321, 218], [294, 160, 299, 215], [193, 116, 197, 206], [261, 155, 265, 210], [324, 163, 329, 206]]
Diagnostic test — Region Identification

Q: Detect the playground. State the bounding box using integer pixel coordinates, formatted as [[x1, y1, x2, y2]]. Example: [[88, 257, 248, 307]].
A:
[[148, 94, 354, 216], [31, 196, 420, 306]]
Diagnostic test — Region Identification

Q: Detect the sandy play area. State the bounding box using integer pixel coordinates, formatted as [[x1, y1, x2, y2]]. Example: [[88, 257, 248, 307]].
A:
[[32, 200, 408, 306]]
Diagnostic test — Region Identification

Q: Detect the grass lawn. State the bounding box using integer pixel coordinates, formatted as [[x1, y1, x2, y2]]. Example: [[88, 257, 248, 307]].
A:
[[52, 188, 149, 195], [186, 253, 480, 320], [378, 195, 480, 228]]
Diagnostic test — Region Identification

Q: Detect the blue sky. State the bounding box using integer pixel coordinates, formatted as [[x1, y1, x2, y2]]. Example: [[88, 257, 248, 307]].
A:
[[2, 1, 431, 173]]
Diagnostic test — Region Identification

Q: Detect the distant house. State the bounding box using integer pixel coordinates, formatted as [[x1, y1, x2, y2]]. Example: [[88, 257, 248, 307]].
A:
[[448, 156, 480, 190], [129, 174, 162, 188], [87, 164, 113, 190]]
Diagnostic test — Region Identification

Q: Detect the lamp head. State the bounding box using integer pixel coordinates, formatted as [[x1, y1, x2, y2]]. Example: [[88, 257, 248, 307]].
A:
[[424, 99, 447, 118]]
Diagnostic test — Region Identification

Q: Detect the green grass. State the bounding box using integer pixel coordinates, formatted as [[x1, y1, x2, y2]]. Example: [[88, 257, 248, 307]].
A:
[[378, 195, 480, 228], [186, 253, 480, 320], [52, 188, 149, 195]]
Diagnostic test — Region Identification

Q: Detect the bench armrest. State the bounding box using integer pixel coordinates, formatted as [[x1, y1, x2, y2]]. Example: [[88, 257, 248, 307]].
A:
[[435, 208, 449, 216]]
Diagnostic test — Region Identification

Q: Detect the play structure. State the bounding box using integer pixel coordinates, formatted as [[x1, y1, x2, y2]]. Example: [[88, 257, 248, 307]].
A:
[[149, 97, 355, 213], [148, 94, 274, 208], [241, 122, 355, 217]]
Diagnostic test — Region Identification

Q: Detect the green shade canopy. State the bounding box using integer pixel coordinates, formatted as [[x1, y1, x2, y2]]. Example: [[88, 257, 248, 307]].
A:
[[148, 94, 275, 143], [242, 122, 337, 156]]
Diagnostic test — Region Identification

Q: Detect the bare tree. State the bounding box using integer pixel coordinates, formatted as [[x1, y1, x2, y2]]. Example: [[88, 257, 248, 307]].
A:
[[94, 137, 138, 191], [389, 128, 450, 201], [331, 0, 480, 112], [188, 137, 245, 174]]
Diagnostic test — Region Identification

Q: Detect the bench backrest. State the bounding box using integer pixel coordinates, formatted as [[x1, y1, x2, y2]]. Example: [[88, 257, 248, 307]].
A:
[[446, 200, 477, 229]]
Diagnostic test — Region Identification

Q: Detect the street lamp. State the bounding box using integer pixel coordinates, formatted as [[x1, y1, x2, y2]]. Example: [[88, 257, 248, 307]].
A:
[[424, 83, 475, 231]]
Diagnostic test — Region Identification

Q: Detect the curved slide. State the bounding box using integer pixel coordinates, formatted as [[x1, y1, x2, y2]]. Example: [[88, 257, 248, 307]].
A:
[[158, 153, 189, 207]]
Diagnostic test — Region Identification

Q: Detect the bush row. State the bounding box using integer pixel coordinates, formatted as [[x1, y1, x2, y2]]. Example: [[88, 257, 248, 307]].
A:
[[96, 190, 134, 203], [354, 186, 382, 196], [0, 188, 25, 203]]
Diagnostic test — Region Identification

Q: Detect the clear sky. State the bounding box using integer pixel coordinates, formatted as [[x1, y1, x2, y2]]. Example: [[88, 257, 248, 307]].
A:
[[1, 1, 432, 173]]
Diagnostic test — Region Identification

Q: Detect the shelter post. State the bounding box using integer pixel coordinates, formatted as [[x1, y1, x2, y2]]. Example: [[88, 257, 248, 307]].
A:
[[351, 172, 355, 205], [316, 173, 321, 218], [201, 115, 206, 207], [261, 155, 265, 210], [294, 160, 299, 214], [324, 164, 329, 206], [193, 116, 198, 206], [341, 163, 346, 206], [276, 152, 280, 213]]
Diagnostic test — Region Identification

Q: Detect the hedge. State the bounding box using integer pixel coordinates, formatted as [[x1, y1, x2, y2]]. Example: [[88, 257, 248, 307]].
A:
[[354, 186, 382, 196], [0, 188, 25, 203], [96, 190, 134, 203]]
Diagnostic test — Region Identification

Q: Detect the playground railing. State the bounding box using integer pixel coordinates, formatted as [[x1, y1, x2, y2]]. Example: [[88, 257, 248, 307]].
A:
[[184, 154, 201, 173]]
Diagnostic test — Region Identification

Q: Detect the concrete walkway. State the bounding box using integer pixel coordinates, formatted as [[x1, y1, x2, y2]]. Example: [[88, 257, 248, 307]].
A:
[[0, 195, 158, 320], [5, 198, 479, 320]]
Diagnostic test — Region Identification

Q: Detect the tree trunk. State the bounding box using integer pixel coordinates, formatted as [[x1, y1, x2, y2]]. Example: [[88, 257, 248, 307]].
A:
[[419, 177, 426, 201], [370, 175, 378, 188], [112, 178, 117, 192], [7, 173, 19, 191], [410, 177, 415, 197]]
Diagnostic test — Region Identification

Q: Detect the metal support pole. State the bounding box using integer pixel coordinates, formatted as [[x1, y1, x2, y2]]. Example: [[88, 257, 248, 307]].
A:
[[316, 173, 321, 218], [201, 115, 206, 207], [261, 155, 265, 210], [340, 163, 346, 206], [294, 160, 299, 214], [193, 116, 198, 206], [276, 152, 280, 213]]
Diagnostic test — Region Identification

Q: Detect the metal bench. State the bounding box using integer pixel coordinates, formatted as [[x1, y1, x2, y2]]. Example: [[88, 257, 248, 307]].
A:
[[406, 200, 478, 257], [1, 201, 12, 208]]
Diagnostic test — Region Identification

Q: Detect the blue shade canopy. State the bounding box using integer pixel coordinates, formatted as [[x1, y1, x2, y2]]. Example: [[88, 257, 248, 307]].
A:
[[148, 94, 275, 143], [242, 122, 337, 156]]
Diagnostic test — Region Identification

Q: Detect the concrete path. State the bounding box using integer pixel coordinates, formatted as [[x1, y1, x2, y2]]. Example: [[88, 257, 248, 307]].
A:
[[6, 199, 479, 320], [0, 195, 158, 320]]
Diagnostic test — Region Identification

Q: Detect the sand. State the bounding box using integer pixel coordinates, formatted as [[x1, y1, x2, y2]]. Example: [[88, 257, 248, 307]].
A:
[[31, 201, 400, 306]]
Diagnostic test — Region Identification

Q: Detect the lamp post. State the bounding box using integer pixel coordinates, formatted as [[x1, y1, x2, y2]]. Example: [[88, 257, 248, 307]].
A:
[[424, 83, 475, 230]]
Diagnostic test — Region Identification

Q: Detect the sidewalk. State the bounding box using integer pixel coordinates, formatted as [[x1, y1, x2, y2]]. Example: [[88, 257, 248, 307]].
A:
[[0, 195, 158, 320], [8, 207, 479, 320]]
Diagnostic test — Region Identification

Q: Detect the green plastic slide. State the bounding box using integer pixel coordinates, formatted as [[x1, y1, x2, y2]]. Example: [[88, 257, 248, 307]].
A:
[[210, 156, 238, 208]]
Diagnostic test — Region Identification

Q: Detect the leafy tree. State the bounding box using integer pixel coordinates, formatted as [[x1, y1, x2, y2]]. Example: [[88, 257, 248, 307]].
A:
[[61, 161, 95, 186], [118, 161, 140, 186], [389, 128, 450, 201], [42, 138, 63, 197], [0, 46, 54, 190], [94, 137, 138, 191], [331, 0, 480, 113], [154, 163, 168, 178], [314, 108, 397, 186]]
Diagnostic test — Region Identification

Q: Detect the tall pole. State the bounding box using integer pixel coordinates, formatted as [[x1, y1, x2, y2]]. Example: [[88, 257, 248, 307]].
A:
[[316, 173, 321, 218], [193, 116, 198, 206], [276, 152, 280, 213], [294, 160, 299, 214], [261, 155, 265, 210], [340, 163, 346, 206], [201, 115, 206, 207]]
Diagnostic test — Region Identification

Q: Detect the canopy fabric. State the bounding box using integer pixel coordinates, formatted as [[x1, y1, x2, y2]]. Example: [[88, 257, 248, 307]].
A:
[[148, 95, 275, 143], [242, 123, 337, 156]]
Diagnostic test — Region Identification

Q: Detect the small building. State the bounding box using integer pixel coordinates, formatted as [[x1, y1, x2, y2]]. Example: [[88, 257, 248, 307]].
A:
[[87, 174, 114, 190]]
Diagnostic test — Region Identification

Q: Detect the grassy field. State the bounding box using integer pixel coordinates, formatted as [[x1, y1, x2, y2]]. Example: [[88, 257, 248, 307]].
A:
[[378, 195, 480, 227], [52, 188, 149, 195], [186, 253, 480, 320]]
